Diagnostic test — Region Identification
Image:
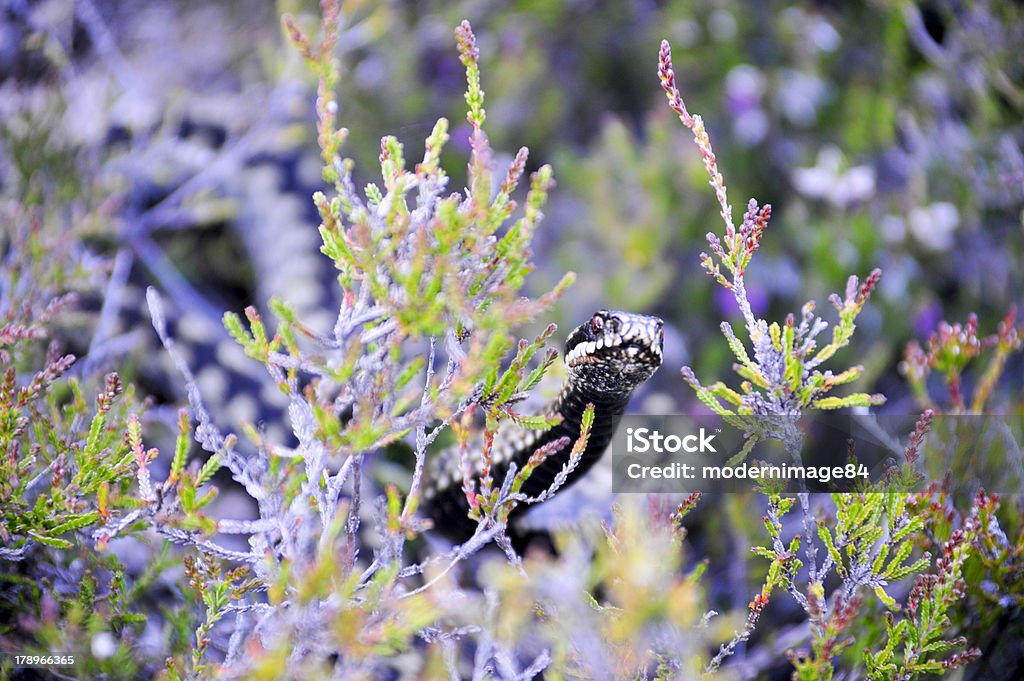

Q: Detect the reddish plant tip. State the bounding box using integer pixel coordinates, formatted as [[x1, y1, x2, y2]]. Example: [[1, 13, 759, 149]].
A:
[[856, 268, 882, 304], [281, 15, 312, 60], [658, 40, 672, 81], [998, 305, 1018, 337], [456, 20, 479, 64], [672, 492, 702, 525], [657, 40, 690, 123], [320, 0, 339, 16]]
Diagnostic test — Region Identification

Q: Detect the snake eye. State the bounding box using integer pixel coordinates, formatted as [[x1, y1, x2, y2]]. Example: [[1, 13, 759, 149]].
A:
[[589, 314, 604, 334]]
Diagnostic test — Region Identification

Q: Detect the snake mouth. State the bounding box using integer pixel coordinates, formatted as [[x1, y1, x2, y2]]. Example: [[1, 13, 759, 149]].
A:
[[564, 335, 663, 367], [564, 310, 664, 369]]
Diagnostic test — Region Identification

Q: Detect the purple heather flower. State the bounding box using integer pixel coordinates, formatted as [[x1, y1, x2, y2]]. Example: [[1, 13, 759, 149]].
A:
[[914, 302, 944, 339], [725, 65, 768, 146], [775, 69, 829, 127], [715, 282, 768, 318]]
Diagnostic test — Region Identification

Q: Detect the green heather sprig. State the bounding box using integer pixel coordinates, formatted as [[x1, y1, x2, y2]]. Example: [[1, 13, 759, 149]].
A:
[[0, 369, 133, 556], [0, 206, 161, 676], [659, 41, 883, 420], [176, 553, 261, 678], [455, 323, 564, 516], [863, 494, 990, 679], [433, 320, 601, 550], [282, 0, 345, 184]]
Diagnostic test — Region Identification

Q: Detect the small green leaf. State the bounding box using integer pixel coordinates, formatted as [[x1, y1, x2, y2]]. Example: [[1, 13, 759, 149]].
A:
[[874, 585, 900, 611], [28, 530, 72, 549], [196, 455, 222, 487]]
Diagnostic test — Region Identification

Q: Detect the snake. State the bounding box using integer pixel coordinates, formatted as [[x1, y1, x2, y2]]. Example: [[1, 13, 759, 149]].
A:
[[423, 310, 665, 541]]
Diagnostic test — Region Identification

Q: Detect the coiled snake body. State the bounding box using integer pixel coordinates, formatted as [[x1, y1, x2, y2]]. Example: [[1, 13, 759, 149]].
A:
[[424, 310, 664, 541]]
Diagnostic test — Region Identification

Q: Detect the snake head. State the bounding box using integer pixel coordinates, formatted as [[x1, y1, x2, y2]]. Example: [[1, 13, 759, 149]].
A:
[[564, 310, 664, 395]]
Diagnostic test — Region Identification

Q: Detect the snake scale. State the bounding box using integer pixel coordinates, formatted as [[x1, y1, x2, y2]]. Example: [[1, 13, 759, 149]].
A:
[[423, 310, 665, 542]]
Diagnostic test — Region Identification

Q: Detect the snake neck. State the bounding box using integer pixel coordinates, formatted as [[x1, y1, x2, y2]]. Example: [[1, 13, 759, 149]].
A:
[[422, 380, 635, 542], [509, 376, 632, 501]]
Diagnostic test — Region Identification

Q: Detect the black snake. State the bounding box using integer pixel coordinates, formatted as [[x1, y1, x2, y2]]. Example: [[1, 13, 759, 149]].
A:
[[424, 310, 665, 541]]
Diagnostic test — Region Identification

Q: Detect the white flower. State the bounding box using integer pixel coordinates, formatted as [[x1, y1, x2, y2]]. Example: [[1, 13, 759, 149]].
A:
[[908, 202, 960, 251], [791, 146, 876, 207], [91, 632, 117, 660]]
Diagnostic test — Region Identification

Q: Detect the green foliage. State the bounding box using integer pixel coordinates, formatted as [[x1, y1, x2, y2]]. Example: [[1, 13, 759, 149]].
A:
[[0, 177, 155, 678], [0, 368, 132, 552], [453, 324, 568, 520], [658, 33, 1019, 681], [0, 17, 248, 676], [863, 494, 990, 679], [117, 10, 588, 677], [165, 554, 262, 678], [555, 115, 689, 310], [250, 14, 576, 468]]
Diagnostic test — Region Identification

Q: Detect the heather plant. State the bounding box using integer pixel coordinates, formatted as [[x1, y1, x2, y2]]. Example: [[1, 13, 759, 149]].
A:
[[853, 311, 1023, 678], [0, 1, 262, 658], [89, 6, 598, 676], [657, 39, 1006, 679], [896, 311, 1024, 677], [902, 308, 1022, 414], [0, 27, 166, 674], [0, 192, 157, 676], [660, 38, 884, 434]]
